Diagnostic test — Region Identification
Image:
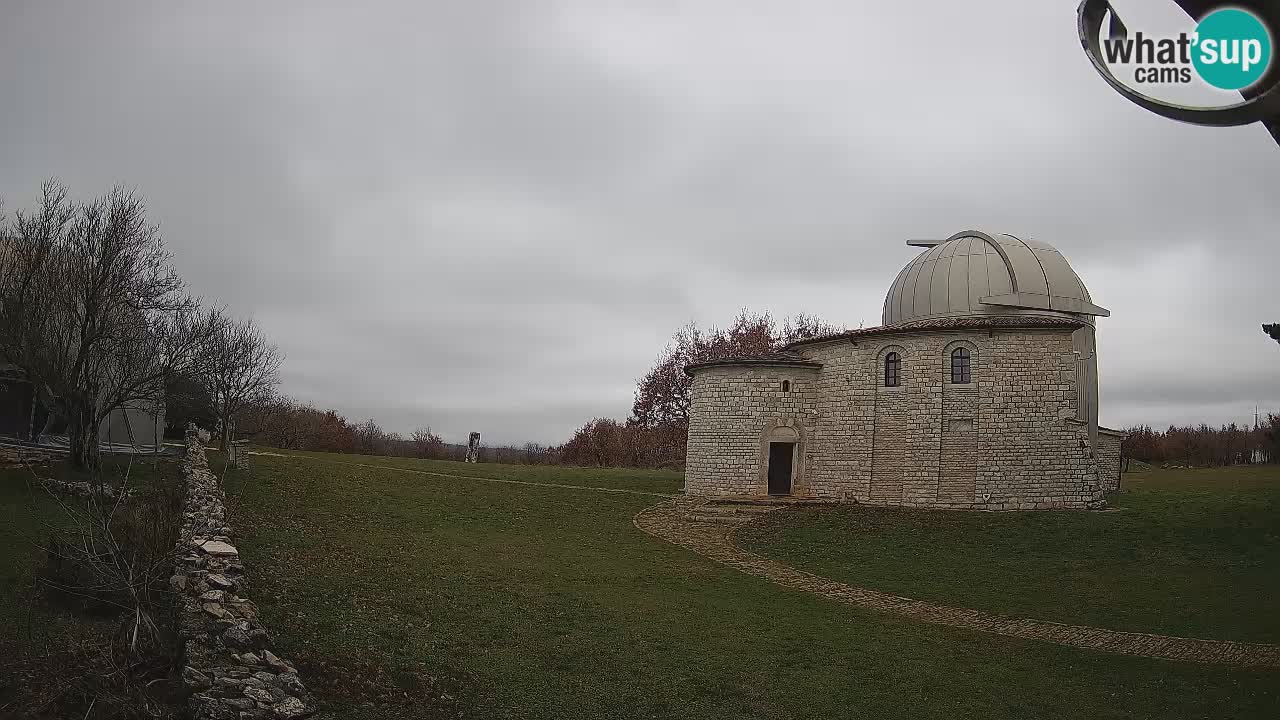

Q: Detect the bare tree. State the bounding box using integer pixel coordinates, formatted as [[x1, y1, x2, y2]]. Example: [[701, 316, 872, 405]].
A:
[[628, 310, 841, 464], [1265, 324, 1280, 345], [410, 426, 441, 457], [0, 181, 218, 470], [204, 313, 282, 450], [354, 418, 383, 455]]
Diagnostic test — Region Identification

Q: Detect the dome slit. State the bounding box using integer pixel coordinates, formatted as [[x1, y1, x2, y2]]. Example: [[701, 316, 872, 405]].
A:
[[883, 230, 1105, 326]]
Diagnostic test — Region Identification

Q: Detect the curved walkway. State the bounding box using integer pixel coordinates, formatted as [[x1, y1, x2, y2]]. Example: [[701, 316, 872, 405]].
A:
[[634, 498, 1280, 668]]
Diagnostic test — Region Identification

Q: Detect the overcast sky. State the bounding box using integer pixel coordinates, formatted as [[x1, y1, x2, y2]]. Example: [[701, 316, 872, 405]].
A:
[[2, 1, 1276, 445]]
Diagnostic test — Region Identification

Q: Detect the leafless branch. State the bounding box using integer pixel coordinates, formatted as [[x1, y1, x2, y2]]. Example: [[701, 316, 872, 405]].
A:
[[0, 180, 221, 470], [202, 312, 283, 450]]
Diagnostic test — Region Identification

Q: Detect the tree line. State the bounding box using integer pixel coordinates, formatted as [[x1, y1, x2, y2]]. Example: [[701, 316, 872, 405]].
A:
[[183, 309, 840, 467], [1120, 419, 1278, 469], [557, 310, 842, 467], [0, 181, 283, 469], [8, 181, 1273, 471], [560, 312, 1280, 470], [171, 389, 571, 464], [0, 181, 482, 466]]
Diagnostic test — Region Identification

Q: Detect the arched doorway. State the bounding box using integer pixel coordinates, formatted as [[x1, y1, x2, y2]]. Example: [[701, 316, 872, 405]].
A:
[[765, 425, 799, 496]]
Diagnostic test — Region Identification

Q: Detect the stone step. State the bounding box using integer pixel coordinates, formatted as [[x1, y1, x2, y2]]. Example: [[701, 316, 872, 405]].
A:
[[711, 496, 841, 507]]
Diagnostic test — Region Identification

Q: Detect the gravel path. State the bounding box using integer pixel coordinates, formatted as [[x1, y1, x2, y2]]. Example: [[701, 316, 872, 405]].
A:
[[634, 498, 1280, 668]]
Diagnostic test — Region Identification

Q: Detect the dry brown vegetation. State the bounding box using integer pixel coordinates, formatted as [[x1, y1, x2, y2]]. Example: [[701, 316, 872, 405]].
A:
[[1, 457, 187, 719]]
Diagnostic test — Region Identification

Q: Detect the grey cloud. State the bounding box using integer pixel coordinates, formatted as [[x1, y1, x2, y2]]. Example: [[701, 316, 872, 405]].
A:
[[2, 0, 1277, 444]]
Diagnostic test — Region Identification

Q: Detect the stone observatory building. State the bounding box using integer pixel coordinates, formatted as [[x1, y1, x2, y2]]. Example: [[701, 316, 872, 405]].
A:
[[684, 230, 1124, 510]]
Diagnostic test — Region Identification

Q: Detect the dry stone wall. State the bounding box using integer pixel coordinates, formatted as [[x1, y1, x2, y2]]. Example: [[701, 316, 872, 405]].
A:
[[40, 477, 133, 499], [173, 425, 316, 719], [686, 328, 1109, 509], [0, 445, 58, 466]]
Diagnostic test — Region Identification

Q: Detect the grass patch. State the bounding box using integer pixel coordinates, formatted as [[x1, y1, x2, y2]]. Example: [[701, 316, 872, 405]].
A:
[[739, 465, 1280, 644], [268, 448, 684, 495], [0, 453, 184, 718], [0, 455, 179, 637], [225, 453, 1279, 719]]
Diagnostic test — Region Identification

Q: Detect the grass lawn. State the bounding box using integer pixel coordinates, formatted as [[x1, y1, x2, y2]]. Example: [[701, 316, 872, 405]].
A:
[[0, 454, 180, 638], [224, 452, 1279, 720], [0, 453, 184, 717], [263, 448, 684, 495], [0, 461, 109, 651], [739, 465, 1280, 645]]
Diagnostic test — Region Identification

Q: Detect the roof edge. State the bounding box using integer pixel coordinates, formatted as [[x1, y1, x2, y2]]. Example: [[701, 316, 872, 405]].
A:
[[1065, 419, 1127, 438], [684, 357, 823, 376], [783, 316, 1087, 350]]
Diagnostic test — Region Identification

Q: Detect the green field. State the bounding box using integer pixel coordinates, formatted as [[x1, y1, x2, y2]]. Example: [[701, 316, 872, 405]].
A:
[[739, 465, 1280, 645], [0, 454, 184, 717], [0, 455, 180, 640], [737, 461, 1280, 640], [0, 463, 108, 651], [216, 452, 1279, 719]]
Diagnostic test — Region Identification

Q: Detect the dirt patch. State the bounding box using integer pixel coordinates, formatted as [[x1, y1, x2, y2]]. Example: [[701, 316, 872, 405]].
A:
[[292, 651, 477, 718]]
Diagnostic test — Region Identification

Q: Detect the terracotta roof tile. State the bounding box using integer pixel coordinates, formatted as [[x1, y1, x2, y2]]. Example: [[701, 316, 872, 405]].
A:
[[684, 350, 821, 375], [684, 316, 1084, 374], [782, 315, 1085, 349]]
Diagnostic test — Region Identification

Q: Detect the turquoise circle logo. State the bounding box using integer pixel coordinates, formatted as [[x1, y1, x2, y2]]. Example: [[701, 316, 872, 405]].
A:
[[1191, 8, 1272, 90]]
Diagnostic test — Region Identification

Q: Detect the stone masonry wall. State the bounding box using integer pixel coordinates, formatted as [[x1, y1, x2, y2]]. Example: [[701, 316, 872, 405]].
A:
[[173, 425, 316, 719], [685, 328, 1108, 509], [939, 374, 980, 504], [1096, 429, 1124, 492], [685, 367, 819, 496], [971, 331, 1103, 509]]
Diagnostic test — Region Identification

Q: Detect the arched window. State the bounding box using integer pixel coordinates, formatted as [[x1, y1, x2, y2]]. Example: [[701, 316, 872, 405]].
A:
[[951, 347, 971, 384], [884, 352, 901, 387], [781, 380, 790, 393]]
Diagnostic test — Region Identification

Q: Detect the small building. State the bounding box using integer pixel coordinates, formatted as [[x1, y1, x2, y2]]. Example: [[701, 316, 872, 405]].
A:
[[0, 364, 166, 452], [684, 231, 1124, 510], [0, 366, 36, 439], [97, 398, 167, 452]]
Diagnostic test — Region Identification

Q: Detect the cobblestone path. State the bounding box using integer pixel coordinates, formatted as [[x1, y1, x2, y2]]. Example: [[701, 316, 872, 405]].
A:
[[634, 498, 1280, 668]]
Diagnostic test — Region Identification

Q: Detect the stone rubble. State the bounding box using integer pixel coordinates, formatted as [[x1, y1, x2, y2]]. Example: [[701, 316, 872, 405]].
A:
[[173, 424, 316, 719], [0, 445, 59, 467], [40, 477, 133, 500]]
